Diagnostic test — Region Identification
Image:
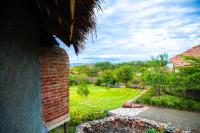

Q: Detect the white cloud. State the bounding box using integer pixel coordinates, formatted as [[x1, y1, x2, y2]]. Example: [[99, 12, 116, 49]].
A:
[[61, 0, 200, 64]]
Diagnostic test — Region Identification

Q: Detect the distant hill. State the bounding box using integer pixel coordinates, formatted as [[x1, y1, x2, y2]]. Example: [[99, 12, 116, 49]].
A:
[[70, 63, 94, 67]]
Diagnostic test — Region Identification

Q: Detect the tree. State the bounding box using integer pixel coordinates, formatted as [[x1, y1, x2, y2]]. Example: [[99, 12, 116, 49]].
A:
[[72, 65, 97, 77], [144, 53, 169, 96], [95, 77, 103, 86], [86, 67, 98, 77], [72, 65, 88, 74], [94, 61, 114, 72], [115, 65, 133, 87], [100, 70, 118, 87], [177, 56, 200, 91], [76, 75, 89, 85], [131, 73, 145, 89], [144, 69, 168, 95], [148, 53, 168, 68]]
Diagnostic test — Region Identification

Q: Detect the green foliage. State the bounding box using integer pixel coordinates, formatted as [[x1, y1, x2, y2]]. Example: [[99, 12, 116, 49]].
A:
[[148, 53, 168, 68], [77, 83, 90, 98], [71, 65, 97, 77], [71, 65, 88, 74], [85, 66, 98, 77], [70, 53, 199, 102], [75, 74, 90, 85], [69, 75, 78, 86], [145, 128, 163, 133], [177, 56, 200, 91], [50, 124, 76, 133], [95, 77, 103, 86], [70, 85, 142, 113], [70, 85, 142, 125], [94, 61, 114, 72], [51, 85, 141, 133], [140, 89, 200, 111], [115, 65, 133, 87], [99, 70, 118, 87], [69, 110, 107, 125], [115, 61, 149, 69], [144, 69, 169, 95], [143, 53, 169, 95]]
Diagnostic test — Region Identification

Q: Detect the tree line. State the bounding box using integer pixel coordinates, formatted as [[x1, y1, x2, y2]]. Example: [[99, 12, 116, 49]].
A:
[[70, 53, 200, 99]]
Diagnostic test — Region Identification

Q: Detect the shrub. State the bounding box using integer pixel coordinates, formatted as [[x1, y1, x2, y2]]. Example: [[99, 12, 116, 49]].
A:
[[69, 75, 78, 86], [75, 75, 89, 85], [69, 110, 107, 126], [145, 128, 164, 133], [95, 77, 103, 86], [77, 83, 90, 98], [140, 90, 200, 111]]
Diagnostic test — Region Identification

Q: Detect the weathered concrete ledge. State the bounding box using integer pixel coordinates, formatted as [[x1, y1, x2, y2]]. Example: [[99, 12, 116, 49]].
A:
[[76, 116, 191, 133]]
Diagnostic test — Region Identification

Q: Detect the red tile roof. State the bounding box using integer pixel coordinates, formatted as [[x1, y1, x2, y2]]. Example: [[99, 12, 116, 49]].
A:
[[170, 44, 200, 67]]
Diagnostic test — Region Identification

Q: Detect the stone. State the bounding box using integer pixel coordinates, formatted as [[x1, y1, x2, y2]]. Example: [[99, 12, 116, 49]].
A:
[[76, 116, 190, 133]]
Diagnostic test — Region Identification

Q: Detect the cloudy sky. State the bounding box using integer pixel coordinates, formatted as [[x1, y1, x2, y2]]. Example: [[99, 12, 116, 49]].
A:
[[58, 0, 200, 65]]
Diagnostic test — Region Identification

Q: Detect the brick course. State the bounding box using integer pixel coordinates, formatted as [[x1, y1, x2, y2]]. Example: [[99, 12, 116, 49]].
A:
[[39, 45, 69, 126]]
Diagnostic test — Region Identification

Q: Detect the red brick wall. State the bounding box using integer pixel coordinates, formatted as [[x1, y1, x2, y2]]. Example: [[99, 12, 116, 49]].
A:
[[39, 45, 69, 124]]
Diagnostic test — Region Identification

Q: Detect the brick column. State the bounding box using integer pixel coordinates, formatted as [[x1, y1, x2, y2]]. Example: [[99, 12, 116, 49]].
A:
[[39, 45, 70, 131]]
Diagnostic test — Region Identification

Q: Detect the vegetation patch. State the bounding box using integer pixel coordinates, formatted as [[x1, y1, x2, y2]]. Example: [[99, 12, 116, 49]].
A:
[[50, 85, 141, 133], [139, 89, 200, 111], [51, 54, 200, 133]]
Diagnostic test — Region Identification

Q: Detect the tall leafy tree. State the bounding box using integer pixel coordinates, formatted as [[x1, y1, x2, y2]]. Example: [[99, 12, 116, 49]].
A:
[[115, 65, 133, 87], [178, 56, 200, 91], [100, 70, 117, 87], [94, 61, 114, 72], [144, 53, 169, 95]]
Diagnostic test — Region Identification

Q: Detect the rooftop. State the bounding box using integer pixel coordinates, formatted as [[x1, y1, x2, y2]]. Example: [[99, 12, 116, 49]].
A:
[[170, 44, 200, 67]]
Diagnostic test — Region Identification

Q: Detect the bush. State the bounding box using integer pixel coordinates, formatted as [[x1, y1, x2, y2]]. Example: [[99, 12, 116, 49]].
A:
[[95, 77, 103, 86], [69, 75, 78, 86], [145, 128, 163, 133], [50, 110, 107, 133], [75, 75, 89, 85], [69, 110, 107, 126], [140, 90, 200, 111], [77, 83, 90, 98]]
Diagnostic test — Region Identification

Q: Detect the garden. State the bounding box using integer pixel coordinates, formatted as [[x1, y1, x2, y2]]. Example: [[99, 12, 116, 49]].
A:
[[51, 53, 200, 133], [50, 85, 141, 133]]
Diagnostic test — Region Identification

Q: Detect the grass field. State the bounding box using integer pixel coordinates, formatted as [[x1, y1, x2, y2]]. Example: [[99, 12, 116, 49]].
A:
[[50, 84, 142, 133], [70, 85, 142, 113]]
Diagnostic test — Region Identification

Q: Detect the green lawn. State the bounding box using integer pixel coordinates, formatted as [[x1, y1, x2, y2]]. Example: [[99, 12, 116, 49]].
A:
[[70, 84, 142, 113], [50, 84, 142, 133]]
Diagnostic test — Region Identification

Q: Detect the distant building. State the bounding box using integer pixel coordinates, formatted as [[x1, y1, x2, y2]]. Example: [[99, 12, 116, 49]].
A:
[[170, 44, 200, 67]]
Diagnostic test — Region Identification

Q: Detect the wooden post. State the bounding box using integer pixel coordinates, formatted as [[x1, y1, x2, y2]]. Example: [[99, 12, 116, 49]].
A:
[[64, 123, 68, 133]]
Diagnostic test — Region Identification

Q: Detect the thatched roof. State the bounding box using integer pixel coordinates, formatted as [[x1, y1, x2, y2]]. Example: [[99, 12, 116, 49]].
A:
[[35, 0, 102, 54], [170, 44, 200, 67]]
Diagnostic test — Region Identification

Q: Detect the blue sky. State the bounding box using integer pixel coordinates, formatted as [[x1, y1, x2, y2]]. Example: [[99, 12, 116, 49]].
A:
[[58, 0, 200, 64]]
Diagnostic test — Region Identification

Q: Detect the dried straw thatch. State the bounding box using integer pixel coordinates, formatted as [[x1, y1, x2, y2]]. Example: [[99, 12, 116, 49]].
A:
[[35, 0, 102, 54]]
